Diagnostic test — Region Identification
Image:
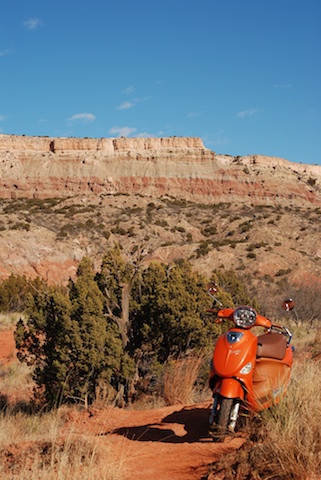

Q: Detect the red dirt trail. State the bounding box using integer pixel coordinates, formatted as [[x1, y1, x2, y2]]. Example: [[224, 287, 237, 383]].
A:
[[69, 402, 244, 480], [0, 330, 16, 365], [0, 330, 243, 479]]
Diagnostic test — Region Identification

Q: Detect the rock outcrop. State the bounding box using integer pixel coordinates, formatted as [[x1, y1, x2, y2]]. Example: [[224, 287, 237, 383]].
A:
[[1, 134, 321, 206], [1, 134, 321, 286]]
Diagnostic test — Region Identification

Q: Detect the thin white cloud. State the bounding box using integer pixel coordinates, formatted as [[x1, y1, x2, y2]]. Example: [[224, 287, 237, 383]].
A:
[[0, 115, 5, 121], [187, 112, 201, 118], [68, 113, 96, 124], [116, 95, 152, 111], [23, 18, 43, 30], [109, 126, 137, 137], [122, 86, 135, 95], [203, 131, 231, 148], [0, 49, 11, 57], [236, 109, 259, 118], [136, 132, 153, 138], [117, 101, 135, 111]]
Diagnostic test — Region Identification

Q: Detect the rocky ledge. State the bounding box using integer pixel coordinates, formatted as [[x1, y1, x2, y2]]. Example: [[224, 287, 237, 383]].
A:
[[0, 134, 321, 206]]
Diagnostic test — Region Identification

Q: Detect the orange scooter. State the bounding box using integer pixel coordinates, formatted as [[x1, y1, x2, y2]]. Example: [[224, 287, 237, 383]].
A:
[[207, 284, 294, 441]]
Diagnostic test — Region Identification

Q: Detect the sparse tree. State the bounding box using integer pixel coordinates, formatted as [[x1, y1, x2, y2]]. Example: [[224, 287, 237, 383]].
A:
[[211, 269, 259, 310], [130, 259, 215, 363], [15, 257, 123, 407], [15, 247, 260, 407], [95, 243, 147, 348]]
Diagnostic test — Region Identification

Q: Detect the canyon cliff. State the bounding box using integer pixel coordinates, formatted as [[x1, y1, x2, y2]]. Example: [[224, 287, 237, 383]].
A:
[[1, 134, 321, 206], [0, 134, 321, 295]]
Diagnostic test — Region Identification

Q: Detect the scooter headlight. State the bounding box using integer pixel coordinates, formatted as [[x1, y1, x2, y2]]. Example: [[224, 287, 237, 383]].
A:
[[233, 306, 257, 329], [240, 362, 253, 375]]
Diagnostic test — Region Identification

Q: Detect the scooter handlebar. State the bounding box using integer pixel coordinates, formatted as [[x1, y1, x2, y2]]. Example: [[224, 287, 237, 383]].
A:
[[255, 314, 272, 328], [206, 307, 292, 342], [206, 307, 234, 318], [217, 308, 235, 318]]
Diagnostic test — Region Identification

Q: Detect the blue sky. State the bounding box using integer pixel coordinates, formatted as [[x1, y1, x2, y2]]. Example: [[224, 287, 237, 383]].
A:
[[1, 0, 320, 164]]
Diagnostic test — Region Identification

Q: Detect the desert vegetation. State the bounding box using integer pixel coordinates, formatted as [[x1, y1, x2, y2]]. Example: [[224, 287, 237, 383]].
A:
[[10, 249, 254, 408], [0, 407, 123, 479], [1, 194, 321, 286], [1, 193, 321, 478]]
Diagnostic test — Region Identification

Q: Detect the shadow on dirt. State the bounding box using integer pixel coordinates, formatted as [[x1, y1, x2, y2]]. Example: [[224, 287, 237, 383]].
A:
[[112, 405, 212, 443]]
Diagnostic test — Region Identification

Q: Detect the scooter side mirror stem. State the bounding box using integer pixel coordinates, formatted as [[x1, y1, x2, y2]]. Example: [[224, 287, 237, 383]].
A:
[[284, 326, 293, 343]]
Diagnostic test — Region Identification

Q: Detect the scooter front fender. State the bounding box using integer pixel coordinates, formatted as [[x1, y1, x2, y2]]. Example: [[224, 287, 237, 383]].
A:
[[217, 378, 245, 400]]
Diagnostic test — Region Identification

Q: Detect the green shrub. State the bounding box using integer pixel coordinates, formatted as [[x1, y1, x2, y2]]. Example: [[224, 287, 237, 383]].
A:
[[0, 275, 47, 312], [15, 258, 123, 407], [239, 220, 253, 233]]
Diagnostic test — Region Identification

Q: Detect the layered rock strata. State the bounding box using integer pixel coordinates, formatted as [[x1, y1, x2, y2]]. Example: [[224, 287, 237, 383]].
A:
[[0, 134, 321, 206]]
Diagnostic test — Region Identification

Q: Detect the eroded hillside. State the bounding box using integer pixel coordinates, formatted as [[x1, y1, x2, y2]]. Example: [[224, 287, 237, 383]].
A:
[[0, 134, 321, 297], [1, 134, 321, 205], [0, 193, 320, 293]]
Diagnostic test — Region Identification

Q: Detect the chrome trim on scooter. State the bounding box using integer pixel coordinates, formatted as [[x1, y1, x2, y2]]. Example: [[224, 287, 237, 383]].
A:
[[228, 401, 241, 431], [284, 326, 293, 344]]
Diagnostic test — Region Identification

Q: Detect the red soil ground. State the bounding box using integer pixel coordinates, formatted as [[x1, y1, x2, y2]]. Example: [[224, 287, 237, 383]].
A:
[[0, 330, 16, 365], [67, 402, 244, 480], [0, 330, 243, 479]]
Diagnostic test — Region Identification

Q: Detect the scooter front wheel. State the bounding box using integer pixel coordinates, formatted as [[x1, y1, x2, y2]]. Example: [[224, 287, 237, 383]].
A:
[[209, 397, 235, 442]]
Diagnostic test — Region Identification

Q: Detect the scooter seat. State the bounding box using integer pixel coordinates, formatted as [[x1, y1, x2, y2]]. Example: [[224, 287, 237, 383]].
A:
[[257, 333, 287, 360]]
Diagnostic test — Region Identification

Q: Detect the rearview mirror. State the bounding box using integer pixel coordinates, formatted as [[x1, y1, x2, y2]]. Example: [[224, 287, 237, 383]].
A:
[[206, 282, 223, 307], [282, 299, 295, 311], [207, 282, 218, 295]]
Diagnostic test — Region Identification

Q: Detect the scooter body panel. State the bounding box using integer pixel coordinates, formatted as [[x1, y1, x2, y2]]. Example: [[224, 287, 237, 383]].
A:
[[212, 328, 258, 379], [249, 345, 293, 410], [215, 377, 245, 399]]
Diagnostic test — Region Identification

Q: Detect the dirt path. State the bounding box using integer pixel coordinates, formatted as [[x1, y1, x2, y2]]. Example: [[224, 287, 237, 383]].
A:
[[68, 401, 244, 480], [0, 331, 243, 479], [0, 329, 16, 365]]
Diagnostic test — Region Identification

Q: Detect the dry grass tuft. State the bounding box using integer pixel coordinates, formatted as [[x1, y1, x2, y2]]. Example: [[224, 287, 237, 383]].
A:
[[163, 353, 205, 405], [0, 313, 22, 331], [0, 410, 123, 480], [0, 362, 33, 390]]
